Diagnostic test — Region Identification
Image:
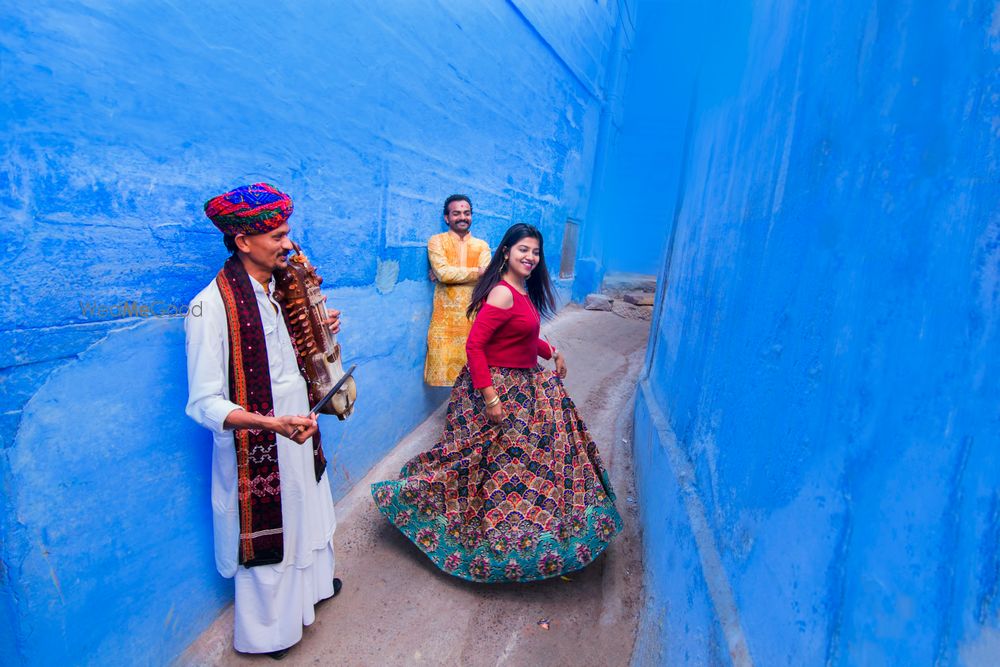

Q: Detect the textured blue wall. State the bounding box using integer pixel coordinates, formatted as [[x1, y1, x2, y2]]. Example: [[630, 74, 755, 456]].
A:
[[632, 0, 1000, 664], [0, 2, 626, 663]]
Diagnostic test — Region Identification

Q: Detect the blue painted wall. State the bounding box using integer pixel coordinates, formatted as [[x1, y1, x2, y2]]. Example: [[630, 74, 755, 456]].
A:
[[573, 0, 709, 296], [631, 0, 1000, 664], [0, 2, 627, 663], [582, 1, 684, 281]]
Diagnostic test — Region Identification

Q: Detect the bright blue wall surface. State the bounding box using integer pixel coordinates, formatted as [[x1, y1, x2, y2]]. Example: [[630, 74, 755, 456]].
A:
[[0, 2, 625, 663], [632, 0, 1000, 664], [573, 0, 714, 293], [584, 1, 687, 279]]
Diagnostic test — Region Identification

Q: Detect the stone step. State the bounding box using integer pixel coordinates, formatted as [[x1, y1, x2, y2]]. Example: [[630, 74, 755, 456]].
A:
[[622, 292, 655, 306]]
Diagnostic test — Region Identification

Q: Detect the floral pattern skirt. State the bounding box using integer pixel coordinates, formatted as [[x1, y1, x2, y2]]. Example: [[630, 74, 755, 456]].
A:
[[371, 365, 622, 583]]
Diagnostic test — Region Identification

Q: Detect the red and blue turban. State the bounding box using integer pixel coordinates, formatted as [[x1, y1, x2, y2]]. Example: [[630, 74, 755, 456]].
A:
[[204, 183, 294, 236]]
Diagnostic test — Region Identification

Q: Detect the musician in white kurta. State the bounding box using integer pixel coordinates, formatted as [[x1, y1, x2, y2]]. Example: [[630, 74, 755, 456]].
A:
[[185, 183, 338, 655], [186, 276, 338, 653]]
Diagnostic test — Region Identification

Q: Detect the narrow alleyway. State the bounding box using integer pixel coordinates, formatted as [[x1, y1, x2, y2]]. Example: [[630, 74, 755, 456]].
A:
[[182, 304, 651, 667]]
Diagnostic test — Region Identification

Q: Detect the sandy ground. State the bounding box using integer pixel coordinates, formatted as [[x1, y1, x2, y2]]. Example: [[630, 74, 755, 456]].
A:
[[180, 305, 650, 667]]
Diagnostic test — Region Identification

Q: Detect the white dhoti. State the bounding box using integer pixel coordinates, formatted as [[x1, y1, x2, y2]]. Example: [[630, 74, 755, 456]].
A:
[[234, 540, 336, 652]]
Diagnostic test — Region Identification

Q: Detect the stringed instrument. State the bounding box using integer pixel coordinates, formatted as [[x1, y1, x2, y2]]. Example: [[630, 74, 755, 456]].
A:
[[273, 242, 357, 419]]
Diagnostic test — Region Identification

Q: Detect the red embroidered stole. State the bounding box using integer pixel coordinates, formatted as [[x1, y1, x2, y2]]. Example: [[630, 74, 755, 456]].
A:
[[216, 257, 326, 567]]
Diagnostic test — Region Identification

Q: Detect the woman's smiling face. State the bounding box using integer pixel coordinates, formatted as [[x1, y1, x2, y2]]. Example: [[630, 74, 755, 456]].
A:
[[506, 236, 541, 281]]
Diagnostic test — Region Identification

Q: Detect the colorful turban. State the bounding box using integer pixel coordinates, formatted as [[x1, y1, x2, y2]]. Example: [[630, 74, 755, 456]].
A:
[[204, 183, 294, 236]]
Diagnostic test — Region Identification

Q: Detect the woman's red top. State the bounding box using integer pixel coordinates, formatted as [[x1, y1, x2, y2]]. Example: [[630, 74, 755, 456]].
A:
[[465, 281, 554, 389]]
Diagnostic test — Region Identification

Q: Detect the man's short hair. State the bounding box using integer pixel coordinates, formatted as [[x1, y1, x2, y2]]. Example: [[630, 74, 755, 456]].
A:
[[223, 235, 238, 254], [443, 194, 472, 217]]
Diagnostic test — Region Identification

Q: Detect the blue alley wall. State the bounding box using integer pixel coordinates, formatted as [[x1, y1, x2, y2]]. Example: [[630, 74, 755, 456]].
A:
[[631, 0, 1000, 665], [572, 0, 705, 296], [0, 2, 628, 663], [580, 1, 683, 282]]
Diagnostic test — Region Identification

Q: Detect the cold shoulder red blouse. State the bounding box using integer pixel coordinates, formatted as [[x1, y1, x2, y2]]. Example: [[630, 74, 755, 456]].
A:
[[465, 280, 554, 389]]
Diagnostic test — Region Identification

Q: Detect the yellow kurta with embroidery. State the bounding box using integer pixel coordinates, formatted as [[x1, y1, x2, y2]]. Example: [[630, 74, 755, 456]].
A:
[[424, 231, 491, 386]]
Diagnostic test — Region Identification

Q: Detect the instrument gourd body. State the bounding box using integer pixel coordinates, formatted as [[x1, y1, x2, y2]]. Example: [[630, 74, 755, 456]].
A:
[[274, 243, 357, 419]]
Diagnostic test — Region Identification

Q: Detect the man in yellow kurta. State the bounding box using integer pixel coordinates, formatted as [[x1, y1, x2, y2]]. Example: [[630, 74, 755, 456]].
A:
[[424, 194, 491, 386]]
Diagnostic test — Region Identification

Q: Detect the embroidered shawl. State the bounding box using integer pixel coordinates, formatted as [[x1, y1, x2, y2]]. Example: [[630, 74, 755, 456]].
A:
[[216, 256, 326, 567]]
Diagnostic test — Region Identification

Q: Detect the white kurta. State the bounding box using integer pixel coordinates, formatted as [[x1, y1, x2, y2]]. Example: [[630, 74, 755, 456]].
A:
[[185, 273, 337, 653]]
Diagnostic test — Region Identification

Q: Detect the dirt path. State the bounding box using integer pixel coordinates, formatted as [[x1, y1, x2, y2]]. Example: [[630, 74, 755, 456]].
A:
[[181, 305, 650, 667]]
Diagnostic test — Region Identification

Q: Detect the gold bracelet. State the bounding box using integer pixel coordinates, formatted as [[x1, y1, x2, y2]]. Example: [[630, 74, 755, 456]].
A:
[[485, 395, 500, 408]]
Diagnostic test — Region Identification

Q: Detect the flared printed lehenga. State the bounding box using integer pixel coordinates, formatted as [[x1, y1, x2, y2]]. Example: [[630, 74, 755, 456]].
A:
[[371, 364, 622, 583]]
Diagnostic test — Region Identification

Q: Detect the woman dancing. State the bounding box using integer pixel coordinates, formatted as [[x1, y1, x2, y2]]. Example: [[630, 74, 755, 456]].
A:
[[372, 223, 622, 582]]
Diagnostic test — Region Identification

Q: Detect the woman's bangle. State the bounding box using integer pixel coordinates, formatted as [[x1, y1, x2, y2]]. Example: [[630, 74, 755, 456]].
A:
[[485, 395, 500, 408]]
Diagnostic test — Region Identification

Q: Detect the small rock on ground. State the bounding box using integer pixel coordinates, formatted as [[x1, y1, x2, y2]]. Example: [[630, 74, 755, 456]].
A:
[[584, 293, 614, 311]]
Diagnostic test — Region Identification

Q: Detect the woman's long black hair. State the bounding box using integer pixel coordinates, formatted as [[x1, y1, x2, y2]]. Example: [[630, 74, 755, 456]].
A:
[[467, 223, 557, 319]]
